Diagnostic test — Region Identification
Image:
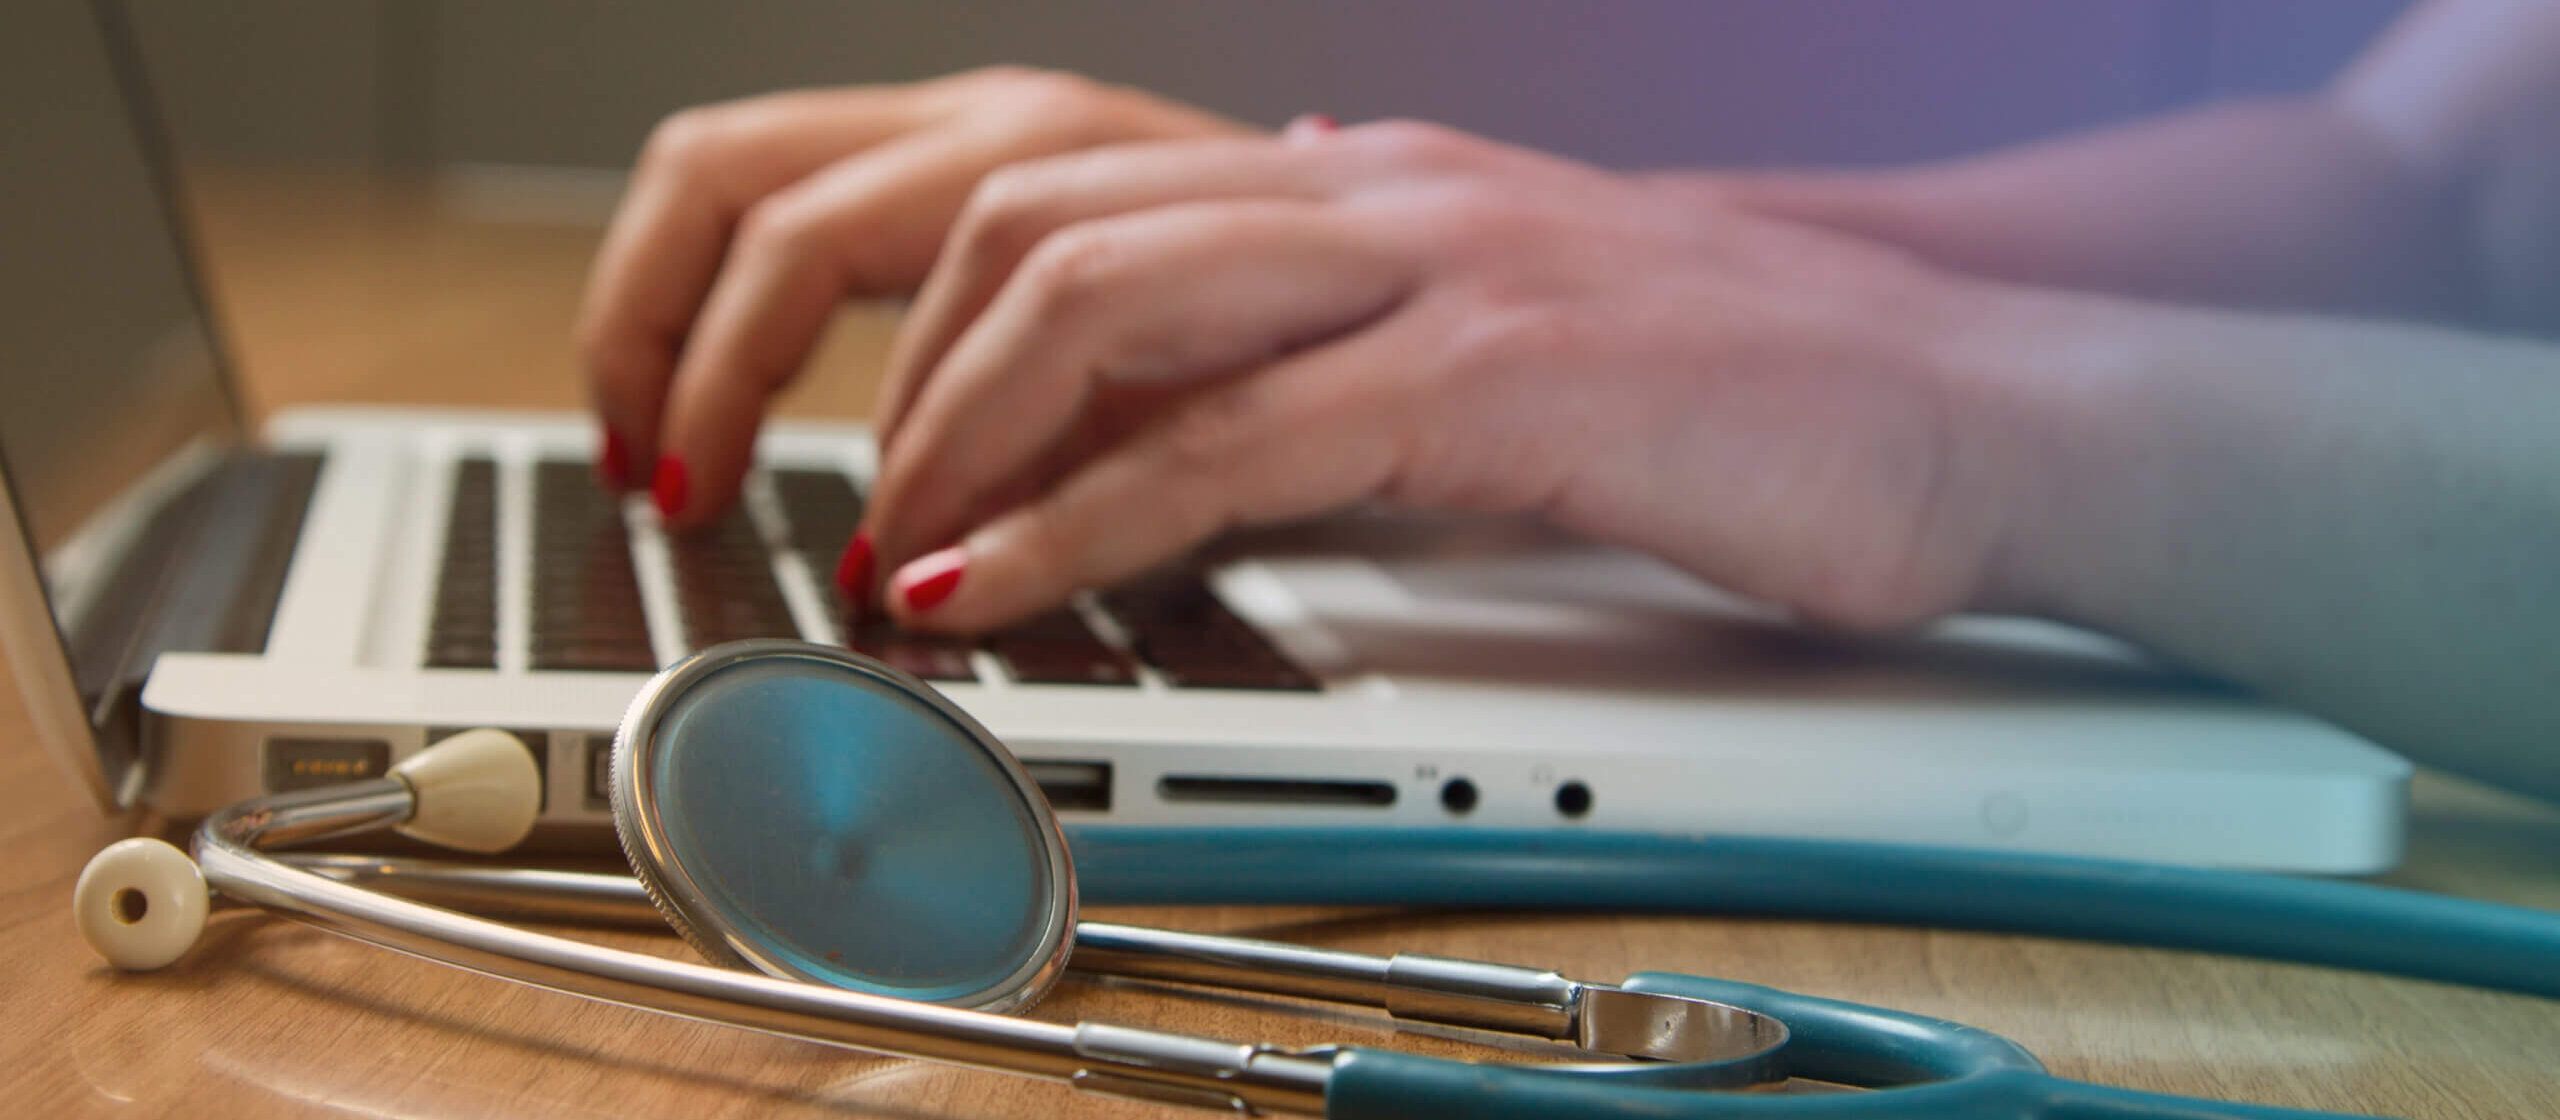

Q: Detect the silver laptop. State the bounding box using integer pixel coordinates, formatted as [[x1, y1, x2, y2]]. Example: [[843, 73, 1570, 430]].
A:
[[1, 3, 2410, 871]]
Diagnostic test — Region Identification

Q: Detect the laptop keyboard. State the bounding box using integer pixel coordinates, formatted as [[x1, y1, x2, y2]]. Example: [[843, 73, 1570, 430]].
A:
[[530, 461, 656, 672], [429, 458, 1316, 690], [425, 458, 498, 669]]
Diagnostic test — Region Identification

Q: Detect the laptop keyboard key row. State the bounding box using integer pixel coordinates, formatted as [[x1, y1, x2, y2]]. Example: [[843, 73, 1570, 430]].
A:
[[528, 461, 657, 672], [442, 459, 1313, 689], [667, 509, 799, 648], [425, 457, 498, 669], [1101, 570, 1319, 691]]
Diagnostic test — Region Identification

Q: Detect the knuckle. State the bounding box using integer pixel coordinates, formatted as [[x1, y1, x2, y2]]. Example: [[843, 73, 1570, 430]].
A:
[[578, 320, 664, 396], [1008, 499, 1084, 574], [1444, 301, 1573, 376], [1421, 190, 1520, 248], [1013, 225, 1129, 317], [950, 164, 1063, 268], [1350, 118, 1478, 170], [731, 195, 826, 267], [636, 106, 735, 181], [1160, 390, 1261, 478], [957, 63, 1067, 92], [980, 69, 1126, 142]]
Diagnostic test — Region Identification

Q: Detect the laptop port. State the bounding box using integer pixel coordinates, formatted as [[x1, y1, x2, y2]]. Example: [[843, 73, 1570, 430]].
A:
[[1157, 775, 1396, 807], [1553, 780, 1593, 819], [1439, 777, 1479, 814], [1023, 760, 1112, 812], [586, 735, 613, 811], [264, 737, 390, 792]]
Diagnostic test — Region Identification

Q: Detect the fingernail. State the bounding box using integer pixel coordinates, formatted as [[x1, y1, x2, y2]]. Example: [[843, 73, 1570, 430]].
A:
[[597, 427, 631, 489], [1283, 113, 1338, 142], [833, 530, 874, 604], [651, 455, 689, 519], [895, 547, 966, 615]]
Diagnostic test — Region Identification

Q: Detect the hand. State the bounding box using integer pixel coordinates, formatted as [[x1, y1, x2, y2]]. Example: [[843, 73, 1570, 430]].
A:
[[859, 120, 2035, 634], [577, 67, 1248, 524]]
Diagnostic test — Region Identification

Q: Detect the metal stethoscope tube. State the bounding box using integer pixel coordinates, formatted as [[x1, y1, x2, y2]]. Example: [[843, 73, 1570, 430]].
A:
[[133, 770, 1785, 1117]]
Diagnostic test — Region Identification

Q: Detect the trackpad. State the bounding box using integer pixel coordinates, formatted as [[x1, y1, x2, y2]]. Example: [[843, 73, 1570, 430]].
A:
[[1244, 518, 2176, 698]]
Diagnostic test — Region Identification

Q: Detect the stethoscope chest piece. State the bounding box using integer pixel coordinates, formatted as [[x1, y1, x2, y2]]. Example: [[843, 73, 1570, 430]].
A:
[[610, 640, 1075, 1013]]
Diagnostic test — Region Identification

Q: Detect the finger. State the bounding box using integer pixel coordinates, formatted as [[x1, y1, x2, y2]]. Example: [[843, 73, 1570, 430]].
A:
[[873, 135, 1337, 449], [579, 86, 952, 480], [650, 125, 1052, 527], [862, 200, 1414, 578], [884, 321, 1420, 632]]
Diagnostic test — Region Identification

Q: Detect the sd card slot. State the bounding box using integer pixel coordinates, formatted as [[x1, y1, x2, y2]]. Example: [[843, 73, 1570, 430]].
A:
[[1156, 775, 1396, 807]]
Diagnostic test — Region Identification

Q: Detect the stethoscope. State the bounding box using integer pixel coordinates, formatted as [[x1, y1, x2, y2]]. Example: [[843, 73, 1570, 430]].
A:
[[69, 639, 2560, 1118]]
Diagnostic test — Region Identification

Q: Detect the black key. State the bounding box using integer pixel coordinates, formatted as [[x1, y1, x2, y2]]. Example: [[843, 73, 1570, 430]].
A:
[[769, 468, 865, 555], [425, 458, 498, 669], [987, 609, 1138, 686], [530, 641, 660, 673], [1100, 569, 1318, 691], [424, 635, 498, 669], [530, 461, 657, 672], [845, 617, 977, 682], [667, 508, 798, 647]]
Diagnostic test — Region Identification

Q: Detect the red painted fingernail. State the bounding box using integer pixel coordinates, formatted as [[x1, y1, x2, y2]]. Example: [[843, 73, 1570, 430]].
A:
[[898, 547, 966, 614], [833, 530, 874, 603], [1283, 113, 1338, 142], [597, 427, 631, 489], [651, 455, 689, 519]]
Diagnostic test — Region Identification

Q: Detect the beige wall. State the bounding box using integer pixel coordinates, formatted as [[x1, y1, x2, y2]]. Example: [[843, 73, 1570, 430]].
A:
[[127, 0, 2405, 172]]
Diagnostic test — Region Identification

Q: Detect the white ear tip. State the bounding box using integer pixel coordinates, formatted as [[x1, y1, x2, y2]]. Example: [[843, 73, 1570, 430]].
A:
[[392, 728, 541, 853], [75, 838, 211, 971]]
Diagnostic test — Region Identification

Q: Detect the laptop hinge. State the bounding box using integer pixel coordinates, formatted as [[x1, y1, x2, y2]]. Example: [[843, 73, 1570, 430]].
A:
[[69, 450, 324, 804]]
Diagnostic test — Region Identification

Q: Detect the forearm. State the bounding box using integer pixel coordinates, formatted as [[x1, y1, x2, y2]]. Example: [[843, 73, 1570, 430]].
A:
[[1956, 288, 2560, 796], [1662, 97, 2475, 319]]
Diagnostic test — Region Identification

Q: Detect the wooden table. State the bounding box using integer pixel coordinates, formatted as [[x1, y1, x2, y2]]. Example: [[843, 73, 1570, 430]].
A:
[[8, 168, 2560, 1119]]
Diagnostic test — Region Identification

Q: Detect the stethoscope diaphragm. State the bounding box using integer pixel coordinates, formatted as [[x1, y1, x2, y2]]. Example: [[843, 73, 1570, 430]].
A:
[[610, 640, 1076, 1012]]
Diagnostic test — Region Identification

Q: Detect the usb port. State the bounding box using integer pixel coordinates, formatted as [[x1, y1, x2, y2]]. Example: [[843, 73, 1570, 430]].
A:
[[586, 736, 613, 810], [1023, 760, 1112, 812]]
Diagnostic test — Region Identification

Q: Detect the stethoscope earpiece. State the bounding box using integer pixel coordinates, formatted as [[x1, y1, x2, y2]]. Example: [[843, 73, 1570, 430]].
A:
[[75, 836, 209, 971]]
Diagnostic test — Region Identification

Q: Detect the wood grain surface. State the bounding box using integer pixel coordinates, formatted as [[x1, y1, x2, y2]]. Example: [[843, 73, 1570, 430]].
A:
[[4, 168, 2558, 1119]]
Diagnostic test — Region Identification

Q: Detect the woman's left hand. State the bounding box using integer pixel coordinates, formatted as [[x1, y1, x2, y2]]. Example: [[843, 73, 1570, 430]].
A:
[[859, 121, 2036, 634]]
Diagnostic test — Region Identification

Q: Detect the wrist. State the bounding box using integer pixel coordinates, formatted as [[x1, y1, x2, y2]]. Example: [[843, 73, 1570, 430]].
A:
[[1914, 279, 2154, 622]]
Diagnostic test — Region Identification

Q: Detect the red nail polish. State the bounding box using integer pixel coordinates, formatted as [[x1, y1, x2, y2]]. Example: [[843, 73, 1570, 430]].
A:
[[1284, 113, 1339, 143], [900, 549, 965, 614], [598, 427, 631, 489], [833, 530, 874, 603], [651, 456, 689, 519]]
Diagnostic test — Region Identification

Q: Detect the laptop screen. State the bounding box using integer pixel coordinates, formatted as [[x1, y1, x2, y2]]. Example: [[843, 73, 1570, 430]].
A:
[[0, 1, 239, 563], [0, 2, 240, 808]]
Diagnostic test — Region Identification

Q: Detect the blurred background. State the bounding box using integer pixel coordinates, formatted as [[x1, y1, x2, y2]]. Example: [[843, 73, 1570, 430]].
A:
[[132, 0, 2406, 181], [91, 0, 2412, 424]]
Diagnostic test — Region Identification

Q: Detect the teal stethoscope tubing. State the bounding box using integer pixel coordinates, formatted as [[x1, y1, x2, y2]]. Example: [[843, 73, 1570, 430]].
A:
[[1334, 976, 2354, 1119], [1076, 829, 2554, 1118], [1069, 828, 2560, 1001]]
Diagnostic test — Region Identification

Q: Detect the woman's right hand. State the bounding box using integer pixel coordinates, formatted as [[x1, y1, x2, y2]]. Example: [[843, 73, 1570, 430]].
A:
[[577, 67, 1249, 526]]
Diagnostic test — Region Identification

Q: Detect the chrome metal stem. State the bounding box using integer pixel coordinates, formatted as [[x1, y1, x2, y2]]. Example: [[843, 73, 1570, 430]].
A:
[[282, 854, 670, 927], [1075, 922, 1582, 1038], [206, 778, 415, 850]]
